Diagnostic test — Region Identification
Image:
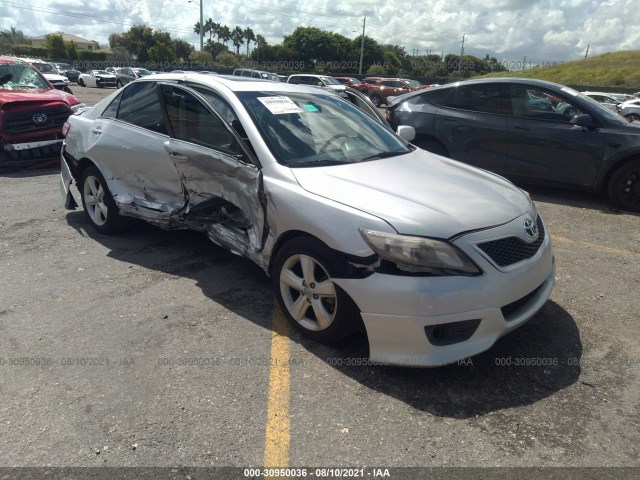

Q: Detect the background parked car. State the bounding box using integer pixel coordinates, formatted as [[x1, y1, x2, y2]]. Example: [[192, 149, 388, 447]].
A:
[[286, 74, 345, 94], [53, 62, 81, 83], [23, 60, 73, 93], [78, 70, 117, 88], [582, 91, 621, 111], [232, 68, 279, 81], [355, 77, 424, 107], [0, 56, 84, 168], [616, 98, 640, 122], [387, 78, 640, 211], [113, 67, 153, 88], [334, 76, 363, 88]]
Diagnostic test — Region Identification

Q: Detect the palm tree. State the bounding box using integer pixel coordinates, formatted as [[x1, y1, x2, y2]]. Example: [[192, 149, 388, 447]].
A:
[[194, 22, 203, 36], [255, 34, 267, 48], [243, 27, 255, 57], [212, 22, 221, 43], [220, 25, 231, 47], [204, 18, 214, 42], [231, 26, 244, 56]]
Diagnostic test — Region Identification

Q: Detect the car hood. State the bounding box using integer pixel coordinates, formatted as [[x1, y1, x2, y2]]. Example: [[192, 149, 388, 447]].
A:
[[0, 88, 78, 107], [42, 73, 68, 82], [291, 149, 532, 238]]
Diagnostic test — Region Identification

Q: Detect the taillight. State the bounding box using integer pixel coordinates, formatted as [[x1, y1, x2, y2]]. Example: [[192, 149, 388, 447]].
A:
[[62, 121, 71, 137]]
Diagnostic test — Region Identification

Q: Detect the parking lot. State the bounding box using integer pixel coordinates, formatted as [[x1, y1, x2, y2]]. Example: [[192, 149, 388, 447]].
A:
[[1, 85, 639, 476]]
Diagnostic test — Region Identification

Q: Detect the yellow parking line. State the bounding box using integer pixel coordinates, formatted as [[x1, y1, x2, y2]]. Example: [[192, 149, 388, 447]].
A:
[[264, 306, 291, 468], [551, 234, 640, 257]]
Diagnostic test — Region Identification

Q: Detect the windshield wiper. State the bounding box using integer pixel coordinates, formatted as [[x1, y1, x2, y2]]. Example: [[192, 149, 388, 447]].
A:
[[359, 151, 406, 162], [290, 159, 348, 168]]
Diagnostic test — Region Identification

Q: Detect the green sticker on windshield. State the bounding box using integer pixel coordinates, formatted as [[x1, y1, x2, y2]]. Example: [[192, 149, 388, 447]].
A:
[[304, 103, 319, 112]]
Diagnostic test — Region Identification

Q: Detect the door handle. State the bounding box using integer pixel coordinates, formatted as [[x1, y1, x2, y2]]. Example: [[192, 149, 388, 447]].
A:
[[91, 127, 102, 134], [169, 152, 189, 162]]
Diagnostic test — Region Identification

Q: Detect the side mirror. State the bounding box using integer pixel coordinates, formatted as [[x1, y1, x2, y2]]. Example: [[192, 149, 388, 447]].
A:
[[571, 114, 594, 129], [397, 125, 416, 142]]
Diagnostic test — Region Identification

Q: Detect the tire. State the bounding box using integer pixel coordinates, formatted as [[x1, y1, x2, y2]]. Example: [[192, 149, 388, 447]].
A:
[[96, 80, 103, 88], [414, 137, 449, 157], [116, 80, 123, 88], [625, 114, 640, 123], [607, 159, 640, 212], [79, 166, 127, 234], [370, 94, 382, 108], [271, 237, 359, 343], [78, 78, 85, 87]]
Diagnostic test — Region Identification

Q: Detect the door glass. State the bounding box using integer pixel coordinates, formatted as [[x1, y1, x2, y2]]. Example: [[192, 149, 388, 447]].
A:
[[441, 84, 508, 115], [100, 91, 123, 118], [162, 85, 243, 156], [508, 86, 583, 122], [117, 82, 167, 134]]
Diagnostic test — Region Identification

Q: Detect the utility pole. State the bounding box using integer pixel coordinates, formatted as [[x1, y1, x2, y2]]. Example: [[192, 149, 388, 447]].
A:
[[459, 33, 465, 74], [522, 56, 526, 71], [585, 44, 590, 59], [358, 16, 366, 75]]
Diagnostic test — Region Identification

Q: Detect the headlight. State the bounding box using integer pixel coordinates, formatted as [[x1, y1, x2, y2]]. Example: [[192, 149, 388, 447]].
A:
[[70, 103, 86, 112], [359, 228, 480, 275]]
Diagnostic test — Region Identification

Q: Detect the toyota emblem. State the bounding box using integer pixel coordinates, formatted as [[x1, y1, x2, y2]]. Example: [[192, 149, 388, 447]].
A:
[[523, 218, 538, 238], [32, 113, 48, 125]]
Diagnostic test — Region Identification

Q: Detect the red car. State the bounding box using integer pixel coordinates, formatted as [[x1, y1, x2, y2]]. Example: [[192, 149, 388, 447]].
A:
[[355, 77, 426, 107], [0, 56, 84, 169]]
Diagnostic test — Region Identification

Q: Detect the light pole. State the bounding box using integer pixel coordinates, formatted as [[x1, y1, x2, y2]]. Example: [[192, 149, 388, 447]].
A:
[[188, 0, 204, 52]]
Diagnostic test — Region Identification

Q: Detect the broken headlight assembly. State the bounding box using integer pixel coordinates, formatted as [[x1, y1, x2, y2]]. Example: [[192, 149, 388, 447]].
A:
[[359, 228, 480, 276]]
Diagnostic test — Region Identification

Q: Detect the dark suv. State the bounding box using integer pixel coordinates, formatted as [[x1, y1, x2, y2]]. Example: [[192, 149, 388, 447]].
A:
[[0, 56, 84, 168], [387, 78, 640, 211]]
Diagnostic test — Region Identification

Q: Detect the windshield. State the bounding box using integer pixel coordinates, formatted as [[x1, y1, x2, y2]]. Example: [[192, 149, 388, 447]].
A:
[[95, 70, 110, 75], [237, 91, 410, 166], [134, 68, 151, 76], [320, 77, 340, 85], [406, 79, 422, 88], [0, 63, 50, 90]]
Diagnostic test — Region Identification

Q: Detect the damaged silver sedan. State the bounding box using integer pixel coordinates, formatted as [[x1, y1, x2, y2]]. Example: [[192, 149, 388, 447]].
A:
[[60, 74, 554, 366]]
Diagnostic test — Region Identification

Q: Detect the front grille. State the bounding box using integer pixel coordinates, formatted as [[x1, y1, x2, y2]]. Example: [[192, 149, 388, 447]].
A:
[[477, 216, 545, 267], [2, 105, 71, 136], [501, 283, 544, 321]]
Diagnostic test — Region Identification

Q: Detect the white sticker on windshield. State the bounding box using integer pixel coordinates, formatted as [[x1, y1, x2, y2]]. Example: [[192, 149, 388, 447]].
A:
[[258, 96, 303, 115]]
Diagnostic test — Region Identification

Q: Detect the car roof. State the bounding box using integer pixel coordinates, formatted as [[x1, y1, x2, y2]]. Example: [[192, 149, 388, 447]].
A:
[[137, 73, 337, 95]]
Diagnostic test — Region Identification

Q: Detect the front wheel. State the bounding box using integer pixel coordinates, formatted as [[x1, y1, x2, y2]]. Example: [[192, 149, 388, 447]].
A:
[[78, 78, 85, 87], [271, 237, 359, 343], [80, 166, 127, 233], [607, 159, 640, 212], [96, 80, 103, 88], [625, 114, 640, 122], [116, 80, 123, 88], [370, 94, 382, 107]]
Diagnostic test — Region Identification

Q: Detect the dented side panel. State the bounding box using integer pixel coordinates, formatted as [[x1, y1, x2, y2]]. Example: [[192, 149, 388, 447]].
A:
[[164, 138, 266, 265]]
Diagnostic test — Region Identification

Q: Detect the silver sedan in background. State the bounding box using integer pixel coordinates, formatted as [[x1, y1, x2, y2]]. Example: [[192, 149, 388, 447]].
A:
[[60, 74, 554, 366]]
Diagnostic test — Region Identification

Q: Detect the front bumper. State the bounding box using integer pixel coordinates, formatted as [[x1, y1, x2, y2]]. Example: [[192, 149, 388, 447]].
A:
[[1, 138, 63, 168], [334, 216, 555, 367]]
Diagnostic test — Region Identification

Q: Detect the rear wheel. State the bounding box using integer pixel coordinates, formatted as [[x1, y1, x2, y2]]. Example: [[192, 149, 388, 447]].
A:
[[607, 159, 640, 212], [80, 166, 127, 233], [271, 237, 359, 343], [370, 94, 382, 107], [625, 114, 640, 122]]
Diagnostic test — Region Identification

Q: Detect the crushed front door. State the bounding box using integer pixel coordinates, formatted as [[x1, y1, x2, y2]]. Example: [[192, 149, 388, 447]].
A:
[[159, 84, 266, 262]]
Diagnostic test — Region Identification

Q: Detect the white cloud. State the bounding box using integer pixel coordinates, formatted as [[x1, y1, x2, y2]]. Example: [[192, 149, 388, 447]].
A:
[[0, 0, 638, 62]]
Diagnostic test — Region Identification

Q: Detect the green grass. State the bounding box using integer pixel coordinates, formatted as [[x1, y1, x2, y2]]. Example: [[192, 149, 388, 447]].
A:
[[478, 50, 640, 89]]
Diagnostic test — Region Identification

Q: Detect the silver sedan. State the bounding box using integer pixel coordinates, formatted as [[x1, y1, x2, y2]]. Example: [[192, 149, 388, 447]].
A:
[[60, 74, 554, 366]]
